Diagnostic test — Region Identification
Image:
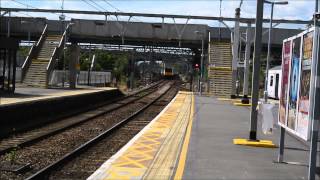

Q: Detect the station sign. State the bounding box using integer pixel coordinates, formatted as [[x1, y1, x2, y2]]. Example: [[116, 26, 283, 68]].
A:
[[278, 27, 316, 140]]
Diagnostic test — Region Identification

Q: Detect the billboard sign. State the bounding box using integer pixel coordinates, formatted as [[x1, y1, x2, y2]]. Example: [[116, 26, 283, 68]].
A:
[[278, 28, 315, 140], [287, 37, 301, 130], [296, 32, 313, 140], [279, 40, 291, 126]]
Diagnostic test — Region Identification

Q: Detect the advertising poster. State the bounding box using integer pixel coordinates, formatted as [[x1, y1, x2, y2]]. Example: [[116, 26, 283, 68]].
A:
[[279, 41, 291, 125], [287, 38, 301, 130], [296, 32, 313, 139]]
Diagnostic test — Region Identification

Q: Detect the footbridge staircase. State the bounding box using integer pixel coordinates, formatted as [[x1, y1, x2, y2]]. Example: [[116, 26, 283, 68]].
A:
[[21, 24, 70, 88], [208, 42, 233, 98]]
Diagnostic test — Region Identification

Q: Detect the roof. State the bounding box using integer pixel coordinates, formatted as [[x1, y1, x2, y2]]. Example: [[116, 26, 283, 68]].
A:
[[269, 65, 281, 71]]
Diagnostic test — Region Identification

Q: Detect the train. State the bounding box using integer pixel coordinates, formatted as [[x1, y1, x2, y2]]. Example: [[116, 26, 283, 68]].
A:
[[164, 68, 173, 76], [267, 66, 282, 99], [163, 68, 175, 79]]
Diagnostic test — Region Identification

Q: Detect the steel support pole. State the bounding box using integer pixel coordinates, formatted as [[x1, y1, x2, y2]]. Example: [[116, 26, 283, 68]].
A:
[[308, 5, 320, 178], [242, 23, 251, 103], [87, 45, 91, 86], [28, 31, 31, 45], [7, 12, 10, 37], [69, 43, 80, 89], [249, 0, 264, 141], [200, 37, 204, 95], [231, 8, 240, 98], [264, 3, 274, 103], [130, 52, 135, 90], [0, 1, 1, 38], [278, 126, 285, 162], [219, 0, 222, 41]]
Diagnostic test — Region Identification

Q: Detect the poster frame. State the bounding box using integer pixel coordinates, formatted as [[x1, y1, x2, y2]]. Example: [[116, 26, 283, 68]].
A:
[[278, 27, 315, 141], [278, 38, 292, 128]]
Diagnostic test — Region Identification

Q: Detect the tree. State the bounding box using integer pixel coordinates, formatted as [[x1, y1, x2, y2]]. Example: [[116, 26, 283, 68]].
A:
[[113, 54, 128, 83], [78, 49, 129, 84]]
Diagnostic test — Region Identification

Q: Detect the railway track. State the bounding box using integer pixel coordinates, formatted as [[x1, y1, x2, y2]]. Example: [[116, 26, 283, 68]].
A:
[[31, 82, 179, 180], [0, 81, 164, 156], [0, 80, 178, 180]]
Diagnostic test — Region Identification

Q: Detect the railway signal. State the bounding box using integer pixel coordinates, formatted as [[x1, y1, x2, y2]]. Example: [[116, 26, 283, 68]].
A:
[[194, 63, 199, 70]]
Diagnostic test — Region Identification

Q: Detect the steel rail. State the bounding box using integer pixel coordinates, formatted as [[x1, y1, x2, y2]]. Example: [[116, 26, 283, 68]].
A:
[[0, 80, 164, 155], [26, 81, 175, 180], [1, 7, 313, 25]]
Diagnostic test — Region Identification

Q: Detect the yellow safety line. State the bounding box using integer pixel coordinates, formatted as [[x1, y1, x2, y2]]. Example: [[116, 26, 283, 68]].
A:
[[174, 93, 195, 179], [233, 102, 252, 106]]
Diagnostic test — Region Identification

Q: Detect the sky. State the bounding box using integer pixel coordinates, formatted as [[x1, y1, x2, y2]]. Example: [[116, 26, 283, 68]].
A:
[[0, 0, 316, 29]]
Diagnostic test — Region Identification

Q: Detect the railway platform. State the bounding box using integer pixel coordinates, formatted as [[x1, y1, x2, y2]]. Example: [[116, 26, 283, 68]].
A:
[[89, 94, 314, 180], [0, 86, 123, 138], [0, 86, 116, 105]]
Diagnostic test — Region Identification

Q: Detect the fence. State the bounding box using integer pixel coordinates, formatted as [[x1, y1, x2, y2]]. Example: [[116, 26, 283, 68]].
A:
[[49, 70, 111, 86]]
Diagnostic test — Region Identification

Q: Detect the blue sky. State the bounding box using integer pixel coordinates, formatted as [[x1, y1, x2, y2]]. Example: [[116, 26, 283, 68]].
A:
[[0, 0, 315, 29]]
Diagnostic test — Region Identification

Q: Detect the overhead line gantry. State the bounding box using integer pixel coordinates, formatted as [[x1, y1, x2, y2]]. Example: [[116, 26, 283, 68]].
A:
[[0, 7, 313, 25]]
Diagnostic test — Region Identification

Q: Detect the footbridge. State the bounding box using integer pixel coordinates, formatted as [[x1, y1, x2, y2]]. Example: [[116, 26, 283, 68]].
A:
[[1, 16, 302, 47]]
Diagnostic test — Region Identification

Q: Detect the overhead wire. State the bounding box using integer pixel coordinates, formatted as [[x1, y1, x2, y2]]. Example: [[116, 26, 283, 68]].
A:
[[81, 0, 103, 12], [89, 0, 109, 12], [10, 0, 142, 23], [102, 0, 121, 12], [10, 0, 72, 19], [101, 0, 142, 22], [81, 0, 117, 21], [6, 0, 34, 17]]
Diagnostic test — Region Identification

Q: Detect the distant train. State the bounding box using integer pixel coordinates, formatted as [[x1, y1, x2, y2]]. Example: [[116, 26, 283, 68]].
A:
[[267, 66, 282, 99], [163, 68, 174, 78]]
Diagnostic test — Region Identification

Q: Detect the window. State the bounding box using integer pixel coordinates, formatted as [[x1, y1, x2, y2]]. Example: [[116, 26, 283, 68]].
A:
[[270, 75, 274, 86]]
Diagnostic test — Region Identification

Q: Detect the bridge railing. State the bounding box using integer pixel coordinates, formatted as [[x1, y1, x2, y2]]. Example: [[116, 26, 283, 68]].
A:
[[21, 24, 48, 82], [46, 23, 72, 87]]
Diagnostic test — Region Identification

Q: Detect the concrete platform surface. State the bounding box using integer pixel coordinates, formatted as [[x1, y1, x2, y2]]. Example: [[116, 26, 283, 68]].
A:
[[0, 86, 116, 105], [88, 91, 194, 180], [183, 96, 315, 180]]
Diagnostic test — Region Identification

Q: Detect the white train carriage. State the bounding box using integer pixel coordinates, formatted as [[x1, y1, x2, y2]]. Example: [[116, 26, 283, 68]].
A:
[[268, 66, 282, 99]]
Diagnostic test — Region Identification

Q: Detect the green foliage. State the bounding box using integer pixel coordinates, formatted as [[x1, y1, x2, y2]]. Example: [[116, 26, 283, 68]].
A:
[[18, 46, 31, 57], [95, 50, 114, 70], [78, 49, 129, 84], [79, 51, 91, 70], [57, 48, 71, 70], [5, 147, 18, 165], [113, 54, 129, 82]]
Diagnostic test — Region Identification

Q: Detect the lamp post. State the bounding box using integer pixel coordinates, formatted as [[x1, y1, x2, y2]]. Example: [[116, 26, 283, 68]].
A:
[[195, 30, 204, 95], [263, 0, 288, 103], [308, 1, 319, 179]]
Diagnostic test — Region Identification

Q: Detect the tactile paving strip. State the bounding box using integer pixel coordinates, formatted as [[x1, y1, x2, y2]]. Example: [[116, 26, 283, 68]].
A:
[[88, 91, 193, 180]]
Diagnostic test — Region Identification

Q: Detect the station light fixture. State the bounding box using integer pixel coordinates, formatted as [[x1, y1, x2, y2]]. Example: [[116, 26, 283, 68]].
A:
[[263, 0, 288, 103], [314, 12, 320, 20]]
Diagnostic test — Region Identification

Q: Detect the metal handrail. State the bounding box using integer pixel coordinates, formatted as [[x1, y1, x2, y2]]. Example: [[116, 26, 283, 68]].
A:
[[21, 45, 35, 69], [37, 24, 48, 47], [21, 24, 48, 82], [46, 47, 57, 71], [45, 23, 72, 87]]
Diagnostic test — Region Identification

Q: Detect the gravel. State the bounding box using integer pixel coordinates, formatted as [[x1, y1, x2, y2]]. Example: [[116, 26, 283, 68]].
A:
[[49, 83, 179, 179], [0, 82, 174, 180]]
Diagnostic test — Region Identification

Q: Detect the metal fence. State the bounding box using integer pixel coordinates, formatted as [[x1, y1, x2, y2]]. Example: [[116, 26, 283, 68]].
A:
[[49, 70, 111, 86]]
